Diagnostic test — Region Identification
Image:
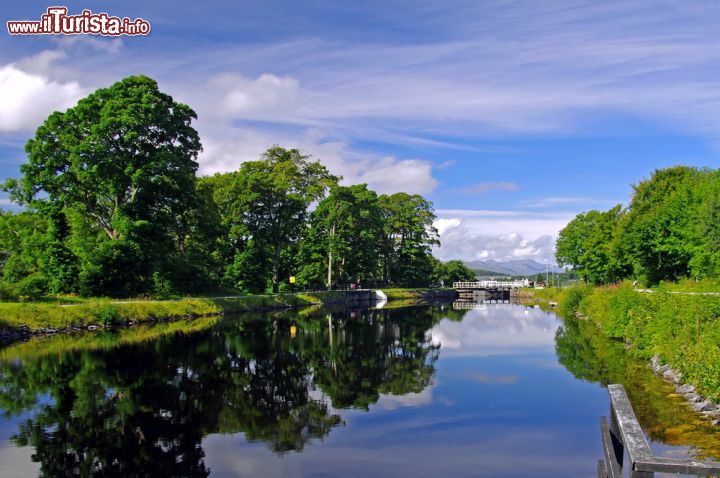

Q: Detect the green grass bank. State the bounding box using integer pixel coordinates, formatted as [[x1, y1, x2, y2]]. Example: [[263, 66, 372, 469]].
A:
[[381, 288, 456, 300], [0, 288, 453, 335], [532, 283, 720, 401]]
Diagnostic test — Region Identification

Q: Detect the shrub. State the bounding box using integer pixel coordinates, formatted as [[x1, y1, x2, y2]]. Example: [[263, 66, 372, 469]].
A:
[[557, 284, 592, 318], [94, 304, 119, 326], [152, 272, 175, 300], [553, 284, 720, 402], [79, 240, 150, 298], [13, 273, 48, 301]]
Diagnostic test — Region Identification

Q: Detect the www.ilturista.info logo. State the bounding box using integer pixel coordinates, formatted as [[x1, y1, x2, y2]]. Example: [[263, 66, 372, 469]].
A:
[[7, 7, 151, 36]]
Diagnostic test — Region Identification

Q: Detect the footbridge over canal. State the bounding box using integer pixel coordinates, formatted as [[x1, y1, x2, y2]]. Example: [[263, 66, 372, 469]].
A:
[[453, 279, 530, 301]]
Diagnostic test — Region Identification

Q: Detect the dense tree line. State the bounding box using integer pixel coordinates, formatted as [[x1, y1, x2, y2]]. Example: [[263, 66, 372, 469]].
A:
[[0, 75, 469, 299], [556, 165, 720, 285]]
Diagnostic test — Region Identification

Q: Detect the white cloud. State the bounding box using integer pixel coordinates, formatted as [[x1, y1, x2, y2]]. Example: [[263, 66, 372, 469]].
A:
[[434, 218, 462, 236], [52, 36, 124, 54], [206, 73, 301, 120], [430, 304, 558, 357], [177, 71, 441, 194], [15, 50, 68, 76], [462, 372, 518, 384], [373, 386, 435, 411], [157, 20, 720, 144], [7, 2, 720, 146], [198, 128, 438, 194], [435, 209, 574, 237], [0, 65, 85, 132], [0, 39, 127, 134], [198, 134, 273, 174], [435, 160, 455, 170], [433, 209, 574, 262], [339, 154, 437, 195]]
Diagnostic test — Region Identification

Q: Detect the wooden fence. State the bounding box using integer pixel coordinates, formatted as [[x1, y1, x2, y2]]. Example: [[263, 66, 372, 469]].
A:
[[599, 384, 720, 477]]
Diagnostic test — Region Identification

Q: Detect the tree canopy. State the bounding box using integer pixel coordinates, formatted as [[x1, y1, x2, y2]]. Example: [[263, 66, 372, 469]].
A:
[[378, 193, 439, 287], [10, 75, 201, 241], [202, 147, 338, 292], [298, 184, 384, 288], [0, 75, 446, 298], [434, 259, 476, 286], [2, 75, 205, 297], [556, 166, 720, 285]]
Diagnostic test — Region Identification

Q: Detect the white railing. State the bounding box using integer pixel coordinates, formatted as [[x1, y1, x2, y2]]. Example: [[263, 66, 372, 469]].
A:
[[452, 300, 516, 309], [453, 279, 530, 289]]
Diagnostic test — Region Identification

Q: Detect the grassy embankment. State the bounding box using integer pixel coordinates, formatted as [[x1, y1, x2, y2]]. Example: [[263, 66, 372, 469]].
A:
[[0, 288, 450, 333], [0, 304, 334, 362], [0, 291, 350, 332], [0, 315, 222, 362], [532, 282, 720, 401], [382, 288, 455, 300]]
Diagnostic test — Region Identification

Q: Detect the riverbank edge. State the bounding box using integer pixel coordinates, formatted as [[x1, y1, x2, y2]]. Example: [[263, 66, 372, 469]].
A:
[[648, 356, 720, 425], [0, 288, 458, 343], [528, 286, 720, 426]]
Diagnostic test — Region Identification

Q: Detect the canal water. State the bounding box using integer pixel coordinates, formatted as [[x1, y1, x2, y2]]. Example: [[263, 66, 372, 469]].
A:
[[0, 302, 718, 477]]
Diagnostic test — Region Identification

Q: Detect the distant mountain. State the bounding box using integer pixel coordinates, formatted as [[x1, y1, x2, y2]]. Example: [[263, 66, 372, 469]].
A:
[[463, 259, 563, 277]]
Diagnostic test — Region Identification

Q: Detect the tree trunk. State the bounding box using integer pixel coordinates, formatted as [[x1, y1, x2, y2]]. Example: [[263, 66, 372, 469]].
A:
[[327, 223, 335, 289], [272, 240, 282, 293]]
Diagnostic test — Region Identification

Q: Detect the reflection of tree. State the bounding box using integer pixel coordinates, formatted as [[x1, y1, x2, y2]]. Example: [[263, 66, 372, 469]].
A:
[[555, 316, 651, 392], [441, 306, 471, 322], [310, 308, 440, 410], [555, 314, 720, 459], [0, 305, 450, 473], [0, 327, 339, 474], [8, 345, 214, 477], [555, 317, 614, 386], [215, 318, 341, 453]]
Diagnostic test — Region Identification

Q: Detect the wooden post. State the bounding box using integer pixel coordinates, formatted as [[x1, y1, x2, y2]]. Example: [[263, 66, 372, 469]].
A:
[[604, 384, 720, 476], [608, 405, 624, 469], [601, 416, 623, 478]]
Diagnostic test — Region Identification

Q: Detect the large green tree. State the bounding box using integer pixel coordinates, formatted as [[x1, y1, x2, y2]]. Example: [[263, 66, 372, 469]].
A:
[[378, 193, 439, 287], [434, 259, 476, 286], [298, 184, 384, 288], [555, 166, 720, 285], [4, 75, 202, 297], [206, 147, 338, 293], [0, 74, 448, 298], [691, 170, 720, 277], [617, 166, 702, 284], [556, 205, 628, 285]]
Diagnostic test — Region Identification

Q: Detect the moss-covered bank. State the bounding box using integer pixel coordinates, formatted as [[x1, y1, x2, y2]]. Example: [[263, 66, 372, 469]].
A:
[[382, 288, 456, 301], [531, 283, 720, 402], [0, 288, 453, 338], [0, 294, 321, 334], [554, 301, 720, 460]]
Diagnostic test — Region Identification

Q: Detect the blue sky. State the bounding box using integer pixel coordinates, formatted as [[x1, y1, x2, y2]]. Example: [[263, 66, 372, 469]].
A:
[[2, 1, 720, 263]]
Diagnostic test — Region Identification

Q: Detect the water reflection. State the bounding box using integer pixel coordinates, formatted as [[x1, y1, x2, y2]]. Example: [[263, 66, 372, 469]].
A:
[[1, 302, 718, 477], [555, 313, 720, 461], [0, 307, 452, 476], [432, 302, 557, 356]]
